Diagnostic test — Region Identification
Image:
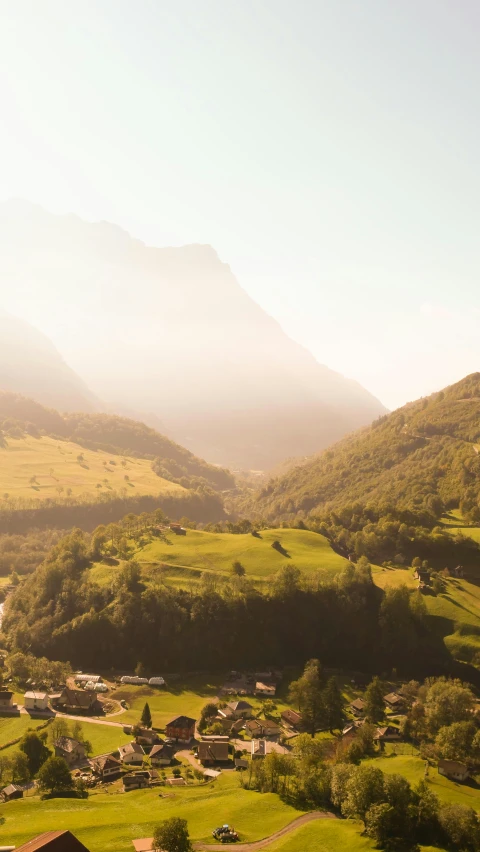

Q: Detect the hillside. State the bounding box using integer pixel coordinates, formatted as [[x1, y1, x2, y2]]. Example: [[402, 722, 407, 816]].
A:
[[0, 311, 97, 412], [0, 200, 386, 469], [254, 373, 480, 520]]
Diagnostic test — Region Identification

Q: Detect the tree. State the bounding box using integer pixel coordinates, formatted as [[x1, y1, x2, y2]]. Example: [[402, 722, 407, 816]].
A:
[[153, 816, 192, 852], [435, 721, 478, 763], [50, 718, 70, 744], [10, 751, 30, 784], [231, 561, 245, 577], [198, 702, 218, 732], [413, 780, 439, 838], [322, 677, 346, 732], [37, 756, 72, 795], [141, 702, 152, 729], [365, 802, 397, 847], [71, 722, 84, 743], [364, 676, 385, 724], [19, 731, 50, 776], [425, 679, 474, 734], [135, 661, 147, 678], [439, 803, 480, 852], [289, 659, 325, 736], [341, 764, 385, 823]]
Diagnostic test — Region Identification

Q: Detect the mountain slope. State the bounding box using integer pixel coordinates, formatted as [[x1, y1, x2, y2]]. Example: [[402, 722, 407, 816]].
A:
[[0, 200, 386, 469], [0, 311, 97, 413], [254, 373, 480, 519]]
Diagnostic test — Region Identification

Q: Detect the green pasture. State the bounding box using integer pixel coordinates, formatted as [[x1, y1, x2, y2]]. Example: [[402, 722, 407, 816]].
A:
[[0, 714, 48, 754], [0, 434, 184, 502], [0, 771, 304, 852], [267, 819, 376, 852], [368, 754, 480, 810]]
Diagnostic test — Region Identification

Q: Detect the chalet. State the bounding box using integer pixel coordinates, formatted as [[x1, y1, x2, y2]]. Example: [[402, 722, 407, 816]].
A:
[[54, 737, 87, 767], [211, 716, 245, 736], [0, 690, 14, 708], [14, 831, 91, 851], [342, 721, 364, 739], [383, 692, 405, 712], [149, 743, 174, 766], [350, 698, 366, 717], [281, 709, 303, 729], [438, 759, 470, 782], [1, 783, 23, 802], [134, 727, 160, 746], [374, 726, 402, 743], [54, 688, 98, 714], [123, 772, 148, 791], [225, 700, 253, 719], [245, 719, 281, 739], [89, 754, 122, 780], [165, 715, 196, 742], [255, 682, 276, 697], [169, 524, 186, 536], [197, 741, 230, 765], [24, 691, 49, 711], [119, 742, 144, 765]]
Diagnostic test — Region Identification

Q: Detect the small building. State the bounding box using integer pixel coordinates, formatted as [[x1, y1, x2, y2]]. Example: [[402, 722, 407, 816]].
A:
[[1, 783, 23, 802], [383, 692, 405, 713], [374, 726, 402, 743], [24, 691, 49, 711], [281, 709, 303, 729], [89, 754, 122, 780], [413, 568, 430, 583], [251, 739, 268, 758], [149, 743, 174, 766], [166, 776, 186, 786], [134, 728, 160, 746], [14, 831, 91, 851], [197, 741, 230, 765], [235, 758, 249, 770], [224, 700, 253, 719], [123, 772, 149, 792], [55, 688, 98, 714], [54, 737, 87, 767], [74, 674, 103, 685], [438, 759, 470, 782], [255, 682, 276, 696], [119, 742, 145, 765], [0, 690, 14, 708], [165, 715, 196, 742], [350, 698, 366, 717], [245, 719, 281, 739], [169, 523, 186, 536]]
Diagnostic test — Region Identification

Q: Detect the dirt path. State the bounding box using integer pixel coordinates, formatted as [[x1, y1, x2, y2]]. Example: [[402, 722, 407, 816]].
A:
[[193, 811, 337, 850]]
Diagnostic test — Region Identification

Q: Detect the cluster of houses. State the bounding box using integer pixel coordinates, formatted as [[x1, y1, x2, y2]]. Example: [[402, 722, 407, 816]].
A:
[[220, 669, 281, 699]]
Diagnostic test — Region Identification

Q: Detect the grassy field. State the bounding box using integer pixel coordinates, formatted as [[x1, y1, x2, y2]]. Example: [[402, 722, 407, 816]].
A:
[[0, 434, 185, 502], [0, 714, 48, 753], [369, 754, 480, 811], [0, 771, 305, 852], [267, 819, 376, 852]]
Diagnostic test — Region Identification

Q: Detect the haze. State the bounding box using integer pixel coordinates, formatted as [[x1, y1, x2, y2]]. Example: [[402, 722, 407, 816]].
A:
[[1, 0, 480, 410]]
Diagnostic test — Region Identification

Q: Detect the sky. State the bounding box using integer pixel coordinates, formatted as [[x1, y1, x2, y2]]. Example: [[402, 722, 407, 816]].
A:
[[0, 0, 479, 410]]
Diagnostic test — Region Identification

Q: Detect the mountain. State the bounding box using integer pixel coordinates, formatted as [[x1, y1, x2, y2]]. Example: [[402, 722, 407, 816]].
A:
[[0, 200, 386, 469], [254, 373, 480, 520], [0, 311, 97, 413]]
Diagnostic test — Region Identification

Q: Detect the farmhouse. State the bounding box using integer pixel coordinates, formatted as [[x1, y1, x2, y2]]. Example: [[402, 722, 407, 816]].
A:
[[54, 737, 87, 766], [165, 715, 196, 742], [383, 692, 405, 712], [14, 831, 91, 851], [55, 688, 98, 714], [197, 741, 230, 765], [438, 759, 470, 782], [24, 691, 49, 711], [245, 719, 281, 739], [224, 700, 253, 719], [89, 754, 122, 780], [123, 772, 149, 791], [281, 709, 303, 729], [149, 743, 174, 766], [169, 523, 186, 535], [134, 727, 160, 746], [350, 698, 366, 717], [0, 690, 14, 708], [255, 681, 276, 696], [119, 742, 145, 764], [374, 725, 402, 743], [1, 783, 23, 802]]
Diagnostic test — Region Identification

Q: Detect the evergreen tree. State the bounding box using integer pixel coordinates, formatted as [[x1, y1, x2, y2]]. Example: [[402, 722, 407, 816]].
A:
[[364, 676, 385, 724], [141, 702, 152, 728], [289, 659, 325, 736], [322, 676, 346, 732]]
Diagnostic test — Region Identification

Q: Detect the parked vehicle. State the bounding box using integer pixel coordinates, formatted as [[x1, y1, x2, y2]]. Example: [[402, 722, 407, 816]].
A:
[[212, 825, 239, 843]]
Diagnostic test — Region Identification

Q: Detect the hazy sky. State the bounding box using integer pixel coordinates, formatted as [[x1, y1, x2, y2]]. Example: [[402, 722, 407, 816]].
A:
[[1, 0, 479, 409]]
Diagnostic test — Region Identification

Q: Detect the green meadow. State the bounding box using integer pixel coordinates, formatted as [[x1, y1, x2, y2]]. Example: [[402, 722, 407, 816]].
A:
[[367, 753, 480, 811], [0, 714, 47, 754], [0, 434, 184, 502]]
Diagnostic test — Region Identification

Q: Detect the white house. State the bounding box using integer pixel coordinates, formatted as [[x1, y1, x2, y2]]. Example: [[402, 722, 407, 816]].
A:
[[118, 742, 145, 764], [24, 691, 49, 711]]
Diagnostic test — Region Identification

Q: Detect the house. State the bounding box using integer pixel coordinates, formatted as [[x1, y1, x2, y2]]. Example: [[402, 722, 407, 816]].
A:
[[235, 758, 249, 770], [383, 692, 405, 713], [149, 743, 174, 766], [134, 727, 160, 746], [119, 742, 145, 764], [413, 568, 430, 583], [224, 700, 253, 719], [55, 688, 98, 714], [1, 783, 23, 802], [89, 754, 122, 780], [251, 739, 268, 758], [245, 719, 281, 739], [197, 741, 230, 765], [255, 682, 276, 696], [169, 523, 186, 535], [281, 709, 303, 729], [211, 716, 245, 736], [123, 772, 148, 791], [0, 690, 14, 708], [14, 831, 91, 851], [24, 691, 49, 711], [374, 726, 402, 743], [438, 759, 470, 782], [350, 698, 366, 717], [166, 776, 186, 786], [54, 737, 87, 766], [165, 715, 196, 742]]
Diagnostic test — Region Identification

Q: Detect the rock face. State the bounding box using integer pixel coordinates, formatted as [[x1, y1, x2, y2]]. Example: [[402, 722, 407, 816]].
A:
[[0, 311, 97, 413], [0, 200, 386, 468]]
